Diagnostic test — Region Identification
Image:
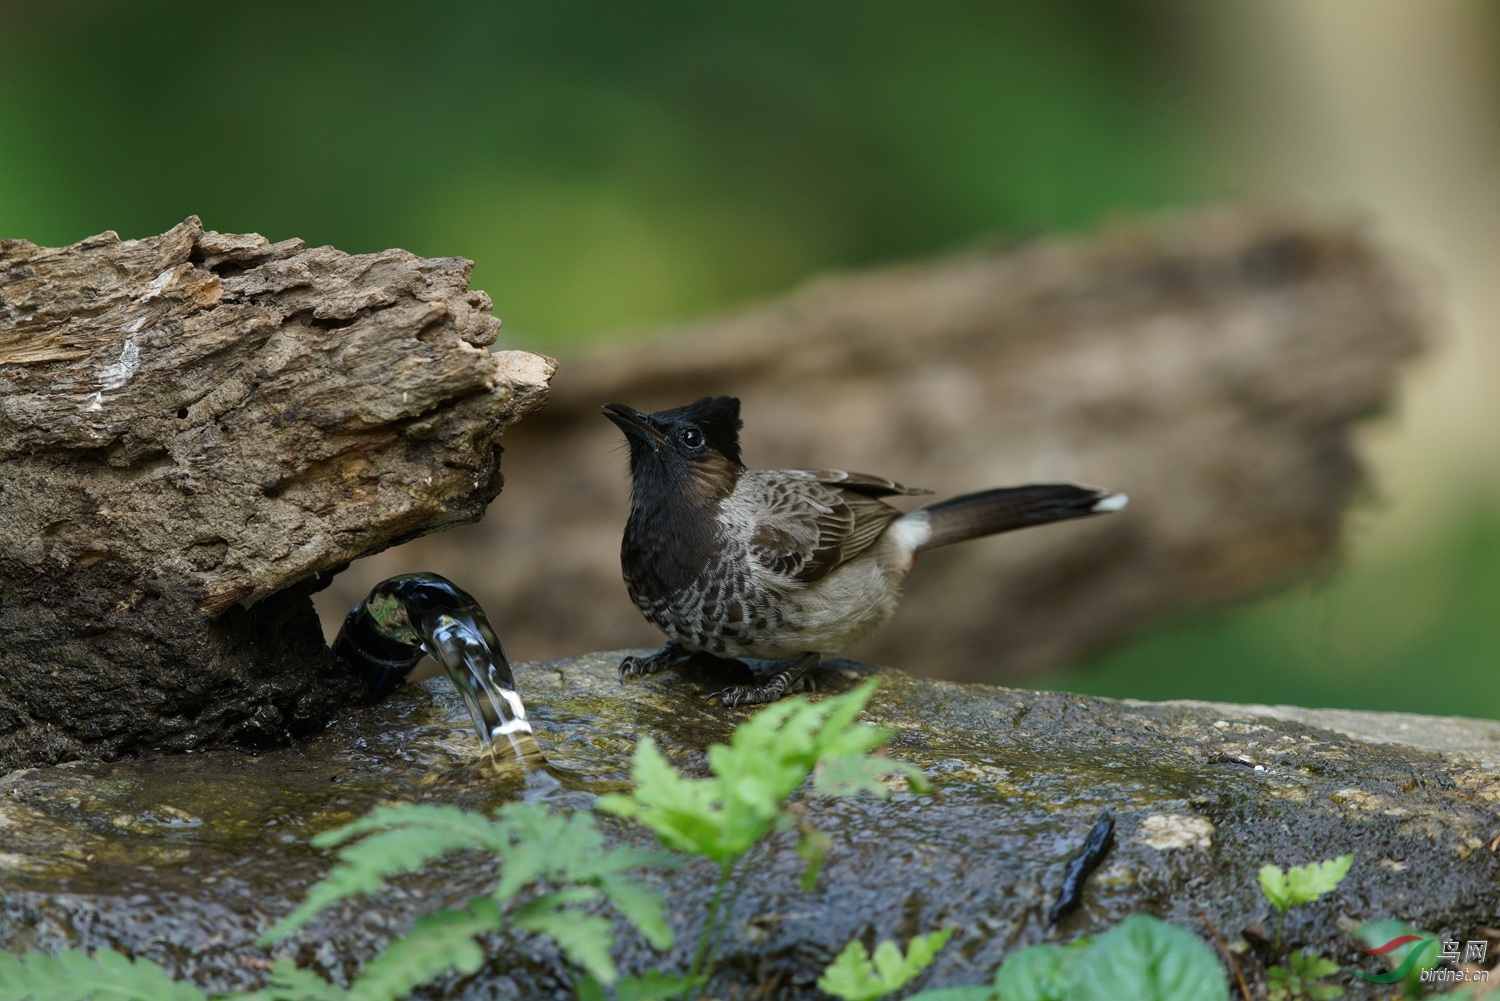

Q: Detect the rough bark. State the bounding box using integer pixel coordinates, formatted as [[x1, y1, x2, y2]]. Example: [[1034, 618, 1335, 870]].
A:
[[0, 219, 555, 768], [322, 208, 1425, 682]]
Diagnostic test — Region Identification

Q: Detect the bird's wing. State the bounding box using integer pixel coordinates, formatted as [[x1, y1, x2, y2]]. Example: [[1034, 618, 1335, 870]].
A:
[[793, 468, 933, 498], [742, 469, 924, 585]]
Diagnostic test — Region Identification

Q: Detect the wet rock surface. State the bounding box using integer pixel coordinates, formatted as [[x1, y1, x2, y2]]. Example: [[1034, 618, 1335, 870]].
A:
[[3, 651, 1497, 999], [0, 219, 555, 768]]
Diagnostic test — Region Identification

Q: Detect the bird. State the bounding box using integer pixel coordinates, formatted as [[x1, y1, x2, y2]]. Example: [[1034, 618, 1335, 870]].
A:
[[601, 395, 1127, 707]]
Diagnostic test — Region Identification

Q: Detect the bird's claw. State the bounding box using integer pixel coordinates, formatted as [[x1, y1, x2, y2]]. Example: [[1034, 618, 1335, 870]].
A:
[[618, 642, 688, 683], [703, 671, 812, 708], [618, 655, 654, 680]]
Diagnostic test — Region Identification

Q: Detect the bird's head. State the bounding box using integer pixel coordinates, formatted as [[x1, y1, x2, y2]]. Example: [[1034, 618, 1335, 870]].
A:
[[602, 396, 744, 504]]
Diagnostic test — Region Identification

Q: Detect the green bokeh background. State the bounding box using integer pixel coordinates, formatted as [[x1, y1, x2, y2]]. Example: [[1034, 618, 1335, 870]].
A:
[[4, 2, 1495, 718]]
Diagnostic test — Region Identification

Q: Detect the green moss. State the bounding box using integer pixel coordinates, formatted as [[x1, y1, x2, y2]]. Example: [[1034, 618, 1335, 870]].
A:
[[4, 653, 1497, 995]]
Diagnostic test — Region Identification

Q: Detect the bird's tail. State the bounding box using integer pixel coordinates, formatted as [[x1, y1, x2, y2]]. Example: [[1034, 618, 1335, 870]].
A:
[[913, 483, 1127, 552]]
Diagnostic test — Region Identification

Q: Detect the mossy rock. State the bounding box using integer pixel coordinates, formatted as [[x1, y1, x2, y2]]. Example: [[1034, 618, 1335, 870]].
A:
[[2, 651, 1497, 999]]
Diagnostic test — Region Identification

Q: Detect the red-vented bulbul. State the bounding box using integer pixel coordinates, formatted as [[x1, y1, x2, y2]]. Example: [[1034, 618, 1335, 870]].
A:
[[602, 395, 1127, 706]]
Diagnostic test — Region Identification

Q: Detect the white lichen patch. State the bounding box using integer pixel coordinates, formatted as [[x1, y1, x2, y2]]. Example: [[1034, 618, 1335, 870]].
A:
[[1092, 863, 1140, 888], [1267, 785, 1311, 801], [1136, 813, 1215, 850], [1472, 781, 1500, 803], [99, 335, 140, 391], [1329, 788, 1386, 810], [1211, 720, 1270, 735], [151, 805, 203, 828], [139, 266, 178, 302], [108, 806, 203, 833], [1400, 817, 1452, 843], [937, 762, 1022, 795], [0, 799, 51, 830], [878, 773, 911, 793]]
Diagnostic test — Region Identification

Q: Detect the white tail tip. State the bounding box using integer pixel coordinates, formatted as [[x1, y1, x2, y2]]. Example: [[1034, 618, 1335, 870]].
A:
[[1092, 492, 1129, 513]]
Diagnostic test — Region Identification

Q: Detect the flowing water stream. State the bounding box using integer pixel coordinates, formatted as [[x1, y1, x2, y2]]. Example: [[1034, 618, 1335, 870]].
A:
[[332, 573, 543, 766]]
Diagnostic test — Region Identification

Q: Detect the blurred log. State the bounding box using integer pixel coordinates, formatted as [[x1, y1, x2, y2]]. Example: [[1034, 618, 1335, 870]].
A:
[[322, 207, 1424, 683], [0, 218, 554, 768]]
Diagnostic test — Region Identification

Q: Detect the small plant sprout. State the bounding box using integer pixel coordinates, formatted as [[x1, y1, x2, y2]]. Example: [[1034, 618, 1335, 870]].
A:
[[1258, 854, 1353, 953], [1266, 950, 1343, 1001], [1255, 854, 1354, 1001], [598, 678, 928, 997], [817, 929, 956, 1001]]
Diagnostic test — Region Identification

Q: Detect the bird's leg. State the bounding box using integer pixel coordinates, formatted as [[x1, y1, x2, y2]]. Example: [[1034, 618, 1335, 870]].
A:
[[619, 641, 693, 681], [707, 652, 821, 708]]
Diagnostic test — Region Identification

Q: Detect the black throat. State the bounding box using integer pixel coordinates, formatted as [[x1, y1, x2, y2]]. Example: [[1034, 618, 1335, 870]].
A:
[[622, 462, 725, 598]]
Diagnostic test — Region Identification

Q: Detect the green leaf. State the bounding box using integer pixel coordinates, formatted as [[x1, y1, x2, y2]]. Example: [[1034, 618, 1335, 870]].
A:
[[903, 989, 995, 1001], [1071, 915, 1229, 1001], [1258, 864, 1292, 913], [512, 897, 620, 985], [596, 873, 674, 951], [490, 803, 673, 903], [817, 929, 954, 1001], [992, 943, 1071, 1001], [613, 971, 701, 1001], [796, 827, 832, 892], [343, 897, 503, 1001], [256, 957, 349, 1001], [1259, 855, 1353, 913], [1284, 854, 1353, 906], [1268, 950, 1344, 1001], [261, 802, 501, 942], [601, 680, 926, 878], [260, 796, 673, 991], [813, 753, 927, 798], [1288, 950, 1341, 981], [598, 737, 736, 863], [0, 948, 210, 1001], [574, 974, 610, 1001]]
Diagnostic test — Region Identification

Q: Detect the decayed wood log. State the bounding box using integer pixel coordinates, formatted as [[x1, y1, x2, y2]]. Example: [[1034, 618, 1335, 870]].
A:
[[0, 218, 554, 768], [322, 208, 1425, 683]]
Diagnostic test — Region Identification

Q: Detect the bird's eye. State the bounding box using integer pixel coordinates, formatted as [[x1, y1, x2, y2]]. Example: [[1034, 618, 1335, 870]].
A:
[[680, 426, 704, 449]]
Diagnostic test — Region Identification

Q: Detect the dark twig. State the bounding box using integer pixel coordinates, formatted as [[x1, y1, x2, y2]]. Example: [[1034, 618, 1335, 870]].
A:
[[1199, 908, 1253, 1001], [1048, 811, 1115, 924]]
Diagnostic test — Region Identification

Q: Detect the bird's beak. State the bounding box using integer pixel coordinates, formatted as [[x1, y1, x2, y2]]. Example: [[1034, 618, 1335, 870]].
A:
[[601, 403, 667, 445]]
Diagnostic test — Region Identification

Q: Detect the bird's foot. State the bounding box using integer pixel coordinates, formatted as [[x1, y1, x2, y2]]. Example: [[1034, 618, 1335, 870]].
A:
[[705, 653, 820, 708], [705, 674, 812, 708], [619, 641, 691, 682]]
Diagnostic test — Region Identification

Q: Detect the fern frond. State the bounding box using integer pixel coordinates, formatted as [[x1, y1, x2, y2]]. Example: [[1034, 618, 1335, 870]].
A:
[[343, 897, 503, 1001], [261, 803, 500, 943], [512, 895, 620, 985], [0, 948, 208, 1001], [244, 957, 347, 1001], [491, 803, 672, 900], [600, 680, 906, 868], [595, 874, 673, 950]]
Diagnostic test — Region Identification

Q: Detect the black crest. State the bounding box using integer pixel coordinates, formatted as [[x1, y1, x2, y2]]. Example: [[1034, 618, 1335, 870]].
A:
[[656, 396, 743, 467]]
